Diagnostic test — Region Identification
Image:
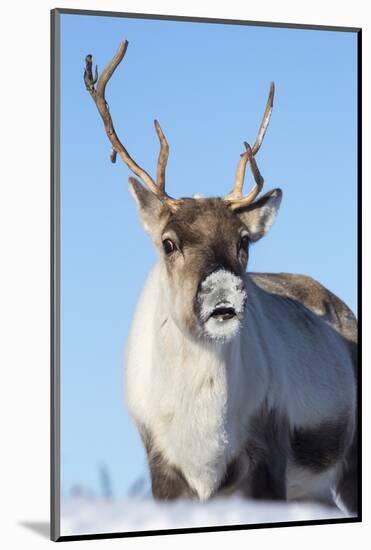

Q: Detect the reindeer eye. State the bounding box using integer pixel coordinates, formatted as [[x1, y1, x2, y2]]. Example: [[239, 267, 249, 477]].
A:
[[239, 235, 249, 251], [163, 239, 175, 255]]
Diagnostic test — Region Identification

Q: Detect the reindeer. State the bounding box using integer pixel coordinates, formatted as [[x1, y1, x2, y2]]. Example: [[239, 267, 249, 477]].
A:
[[84, 41, 358, 514]]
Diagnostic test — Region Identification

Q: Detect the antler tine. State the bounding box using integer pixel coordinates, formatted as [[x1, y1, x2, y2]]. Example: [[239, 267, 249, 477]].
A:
[[224, 82, 274, 208], [251, 81, 275, 156], [225, 151, 250, 201], [154, 120, 169, 192], [230, 143, 264, 210], [84, 41, 177, 208]]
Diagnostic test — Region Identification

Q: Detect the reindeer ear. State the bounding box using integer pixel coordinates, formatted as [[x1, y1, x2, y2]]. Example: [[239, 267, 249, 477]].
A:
[[128, 177, 169, 236], [236, 189, 282, 242]]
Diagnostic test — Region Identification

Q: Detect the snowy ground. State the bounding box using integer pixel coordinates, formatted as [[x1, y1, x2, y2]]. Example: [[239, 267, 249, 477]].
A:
[[61, 496, 347, 537]]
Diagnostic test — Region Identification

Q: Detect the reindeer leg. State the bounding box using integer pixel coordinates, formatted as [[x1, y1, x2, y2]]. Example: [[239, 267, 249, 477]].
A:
[[335, 430, 358, 515], [139, 425, 197, 501]]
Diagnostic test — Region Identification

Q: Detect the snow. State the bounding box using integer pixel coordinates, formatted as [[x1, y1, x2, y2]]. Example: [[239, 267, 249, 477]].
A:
[[60, 496, 347, 537]]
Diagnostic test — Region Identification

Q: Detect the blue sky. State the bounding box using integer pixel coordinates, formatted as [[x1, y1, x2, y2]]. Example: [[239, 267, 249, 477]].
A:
[[59, 13, 357, 497]]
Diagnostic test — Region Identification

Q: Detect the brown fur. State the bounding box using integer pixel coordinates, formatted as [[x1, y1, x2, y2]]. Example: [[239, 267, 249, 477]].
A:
[[249, 273, 357, 343], [162, 198, 247, 276], [139, 425, 197, 500], [160, 198, 249, 336]]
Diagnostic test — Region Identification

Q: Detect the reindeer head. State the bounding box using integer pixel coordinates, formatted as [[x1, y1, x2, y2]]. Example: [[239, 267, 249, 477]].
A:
[[85, 42, 282, 342]]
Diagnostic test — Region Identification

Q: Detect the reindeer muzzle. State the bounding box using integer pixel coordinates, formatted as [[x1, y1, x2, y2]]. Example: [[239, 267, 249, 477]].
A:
[[197, 269, 247, 340]]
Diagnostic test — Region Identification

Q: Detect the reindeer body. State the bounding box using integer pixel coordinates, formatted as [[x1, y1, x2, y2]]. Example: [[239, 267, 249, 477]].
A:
[[126, 260, 357, 510], [84, 41, 358, 515]]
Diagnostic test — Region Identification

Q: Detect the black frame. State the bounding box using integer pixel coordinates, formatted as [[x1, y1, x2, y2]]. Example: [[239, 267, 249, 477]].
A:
[[51, 7, 362, 542]]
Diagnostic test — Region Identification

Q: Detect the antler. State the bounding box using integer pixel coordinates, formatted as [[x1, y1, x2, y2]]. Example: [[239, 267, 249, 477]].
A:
[[84, 41, 178, 210], [224, 82, 275, 210]]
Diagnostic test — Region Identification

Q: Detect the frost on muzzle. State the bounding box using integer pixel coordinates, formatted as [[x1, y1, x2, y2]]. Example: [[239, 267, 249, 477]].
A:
[[197, 269, 247, 341]]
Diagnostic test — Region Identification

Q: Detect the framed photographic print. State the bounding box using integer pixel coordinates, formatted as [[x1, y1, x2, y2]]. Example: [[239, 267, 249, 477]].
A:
[[51, 8, 361, 542]]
